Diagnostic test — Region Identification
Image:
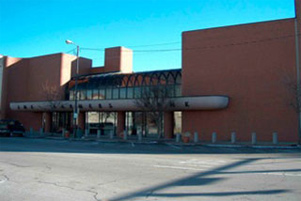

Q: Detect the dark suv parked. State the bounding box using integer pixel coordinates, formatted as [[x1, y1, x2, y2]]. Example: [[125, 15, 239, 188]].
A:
[[0, 119, 25, 137]]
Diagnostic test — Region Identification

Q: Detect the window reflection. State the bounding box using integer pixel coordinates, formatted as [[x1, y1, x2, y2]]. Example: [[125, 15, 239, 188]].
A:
[[120, 88, 126, 99], [87, 90, 92, 100], [92, 89, 98, 100], [68, 70, 182, 100], [106, 87, 112, 99], [112, 88, 119, 99], [99, 89, 105, 99]]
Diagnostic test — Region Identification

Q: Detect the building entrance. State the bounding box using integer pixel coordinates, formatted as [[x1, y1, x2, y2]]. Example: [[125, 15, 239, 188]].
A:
[[86, 112, 117, 136], [125, 111, 163, 138], [51, 112, 72, 133]]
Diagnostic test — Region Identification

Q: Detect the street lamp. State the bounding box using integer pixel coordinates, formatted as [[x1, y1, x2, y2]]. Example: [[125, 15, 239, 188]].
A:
[[65, 39, 80, 138]]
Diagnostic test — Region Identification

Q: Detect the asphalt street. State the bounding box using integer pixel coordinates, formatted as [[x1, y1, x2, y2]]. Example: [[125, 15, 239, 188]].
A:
[[0, 138, 300, 201]]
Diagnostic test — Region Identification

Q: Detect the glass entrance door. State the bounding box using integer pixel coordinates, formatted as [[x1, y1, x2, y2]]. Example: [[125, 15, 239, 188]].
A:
[[86, 112, 117, 136], [125, 111, 163, 138]]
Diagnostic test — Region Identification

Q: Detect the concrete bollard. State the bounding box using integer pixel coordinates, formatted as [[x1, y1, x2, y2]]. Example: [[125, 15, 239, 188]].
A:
[[62, 128, 65, 138], [252, 132, 257, 145], [212, 132, 217, 143], [183, 132, 191, 143], [273, 132, 278, 144], [123, 130, 128, 140], [40, 128, 43, 136], [97, 130, 101, 139], [138, 131, 142, 142], [176, 133, 181, 143], [109, 130, 114, 139], [231, 132, 236, 144], [194, 132, 199, 143]]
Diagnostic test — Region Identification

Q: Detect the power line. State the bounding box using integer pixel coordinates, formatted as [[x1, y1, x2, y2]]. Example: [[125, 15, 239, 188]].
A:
[[66, 48, 76, 54], [80, 33, 300, 54], [81, 41, 180, 51], [128, 41, 180, 48]]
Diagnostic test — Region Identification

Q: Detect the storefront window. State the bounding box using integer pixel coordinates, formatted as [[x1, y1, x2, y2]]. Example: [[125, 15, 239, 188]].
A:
[[134, 87, 141, 98], [79, 90, 86, 100], [86, 111, 117, 135], [68, 70, 182, 100], [69, 90, 74, 100], [106, 87, 112, 99], [127, 87, 134, 99], [112, 88, 119, 99], [92, 89, 99, 100], [99, 89, 105, 99], [87, 90, 92, 100], [167, 85, 175, 97], [51, 112, 71, 133], [120, 88, 126, 99], [175, 85, 181, 97]]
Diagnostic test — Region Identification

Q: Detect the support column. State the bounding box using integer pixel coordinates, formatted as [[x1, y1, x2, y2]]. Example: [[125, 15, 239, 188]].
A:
[[117, 111, 126, 137], [164, 112, 174, 139], [78, 112, 85, 131], [43, 112, 52, 132]]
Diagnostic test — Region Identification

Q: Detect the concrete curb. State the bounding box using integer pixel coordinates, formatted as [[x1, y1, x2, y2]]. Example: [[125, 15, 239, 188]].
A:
[[202, 143, 301, 149], [24, 136, 301, 149]]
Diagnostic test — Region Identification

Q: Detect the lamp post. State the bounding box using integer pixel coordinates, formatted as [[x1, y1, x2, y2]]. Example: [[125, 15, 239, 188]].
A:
[[65, 39, 80, 138]]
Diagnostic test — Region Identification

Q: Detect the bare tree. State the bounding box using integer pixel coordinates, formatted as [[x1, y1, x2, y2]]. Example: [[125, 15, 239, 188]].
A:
[[40, 81, 66, 133], [102, 112, 116, 135], [283, 74, 301, 144], [286, 80, 301, 113], [41, 81, 64, 111], [134, 85, 172, 138]]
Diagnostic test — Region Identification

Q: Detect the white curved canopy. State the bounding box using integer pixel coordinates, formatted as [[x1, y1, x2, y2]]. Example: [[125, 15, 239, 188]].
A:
[[10, 96, 229, 112]]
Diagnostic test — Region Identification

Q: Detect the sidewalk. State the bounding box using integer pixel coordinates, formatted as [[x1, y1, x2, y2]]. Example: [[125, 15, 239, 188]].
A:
[[23, 131, 301, 150]]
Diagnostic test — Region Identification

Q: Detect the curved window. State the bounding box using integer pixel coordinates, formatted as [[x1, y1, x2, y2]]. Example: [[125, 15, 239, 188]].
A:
[[68, 69, 182, 100]]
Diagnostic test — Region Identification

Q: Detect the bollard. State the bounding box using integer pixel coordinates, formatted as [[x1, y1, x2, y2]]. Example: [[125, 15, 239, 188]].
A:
[[176, 133, 181, 143], [231, 132, 236, 144], [273, 132, 278, 144], [40, 128, 43, 136], [138, 131, 142, 142], [62, 128, 65, 138], [252, 132, 257, 145], [123, 130, 128, 140], [65, 130, 70, 138], [85, 129, 89, 137], [183, 132, 191, 143], [109, 130, 114, 139], [194, 132, 199, 143], [97, 130, 101, 139], [212, 132, 217, 143], [30, 127, 33, 136]]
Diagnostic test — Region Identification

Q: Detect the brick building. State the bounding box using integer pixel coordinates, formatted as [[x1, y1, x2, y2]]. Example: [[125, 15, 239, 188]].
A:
[[1, 0, 300, 143]]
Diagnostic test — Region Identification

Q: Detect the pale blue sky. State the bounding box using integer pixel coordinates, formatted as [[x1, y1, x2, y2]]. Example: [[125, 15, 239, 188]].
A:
[[0, 0, 296, 72]]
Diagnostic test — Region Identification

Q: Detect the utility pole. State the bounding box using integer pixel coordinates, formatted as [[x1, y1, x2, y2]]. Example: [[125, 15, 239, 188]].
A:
[[294, 0, 301, 144], [66, 40, 80, 138]]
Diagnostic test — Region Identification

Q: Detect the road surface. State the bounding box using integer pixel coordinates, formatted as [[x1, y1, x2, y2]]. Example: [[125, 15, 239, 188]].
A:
[[0, 138, 300, 201]]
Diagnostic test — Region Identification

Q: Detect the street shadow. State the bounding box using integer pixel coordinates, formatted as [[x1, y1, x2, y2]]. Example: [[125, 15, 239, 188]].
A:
[[219, 168, 301, 174], [150, 190, 288, 197], [107, 158, 290, 201]]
